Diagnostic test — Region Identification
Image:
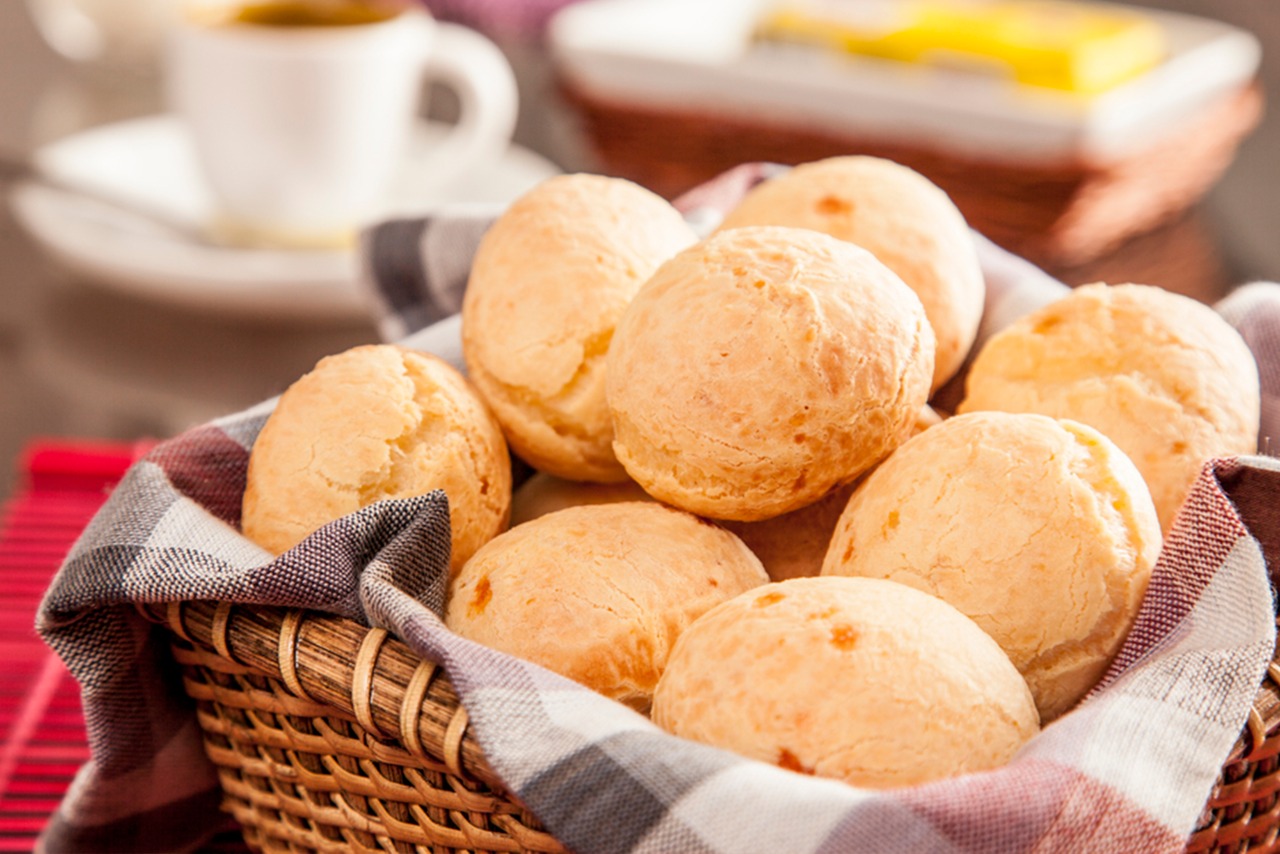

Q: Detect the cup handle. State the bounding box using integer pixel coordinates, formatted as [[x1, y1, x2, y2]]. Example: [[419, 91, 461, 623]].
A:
[[419, 22, 520, 187]]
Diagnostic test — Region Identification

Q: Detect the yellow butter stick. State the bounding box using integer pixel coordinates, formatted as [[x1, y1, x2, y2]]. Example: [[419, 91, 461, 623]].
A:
[[760, 0, 1166, 94]]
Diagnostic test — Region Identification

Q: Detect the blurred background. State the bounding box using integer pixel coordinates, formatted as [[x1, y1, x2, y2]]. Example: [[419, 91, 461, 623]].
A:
[[0, 0, 1276, 499], [1122, 0, 1277, 284]]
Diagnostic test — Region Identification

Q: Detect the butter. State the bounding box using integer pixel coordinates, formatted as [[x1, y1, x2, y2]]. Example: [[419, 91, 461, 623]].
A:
[[759, 0, 1166, 94]]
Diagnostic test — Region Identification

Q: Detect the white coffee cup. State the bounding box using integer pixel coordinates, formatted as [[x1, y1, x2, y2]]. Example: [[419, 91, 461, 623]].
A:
[[166, 3, 519, 248]]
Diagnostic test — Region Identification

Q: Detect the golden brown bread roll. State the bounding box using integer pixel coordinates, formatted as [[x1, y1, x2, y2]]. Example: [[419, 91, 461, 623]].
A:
[[652, 576, 1039, 787], [242, 344, 510, 574], [607, 226, 935, 522], [446, 502, 768, 712], [717, 156, 984, 391], [509, 472, 845, 583], [462, 174, 698, 483], [960, 283, 1260, 530], [822, 410, 1161, 721]]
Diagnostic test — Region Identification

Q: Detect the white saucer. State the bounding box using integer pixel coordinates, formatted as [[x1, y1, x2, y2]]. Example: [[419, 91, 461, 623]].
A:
[[9, 115, 562, 321]]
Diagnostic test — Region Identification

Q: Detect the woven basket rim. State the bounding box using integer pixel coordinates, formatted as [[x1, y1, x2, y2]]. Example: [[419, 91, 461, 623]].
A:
[[142, 599, 505, 792], [143, 598, 1280, 853]]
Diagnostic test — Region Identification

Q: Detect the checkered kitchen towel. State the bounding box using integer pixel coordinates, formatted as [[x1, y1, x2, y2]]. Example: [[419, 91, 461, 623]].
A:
[[37, 164, 1280, 853]]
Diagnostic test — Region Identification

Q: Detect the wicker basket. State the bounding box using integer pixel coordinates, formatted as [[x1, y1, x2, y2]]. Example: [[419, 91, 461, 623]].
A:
[[558, 81, 1261, 295], [144, 597, 1280, 853], [146, 600, 563, 854]]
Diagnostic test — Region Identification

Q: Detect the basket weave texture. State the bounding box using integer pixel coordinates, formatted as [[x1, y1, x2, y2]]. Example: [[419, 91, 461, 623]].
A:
[[1187, 622, 1280, 854], [150, 597, 1280, 854], [559, 82, 1261, 279], [150, 600, 564, 853]]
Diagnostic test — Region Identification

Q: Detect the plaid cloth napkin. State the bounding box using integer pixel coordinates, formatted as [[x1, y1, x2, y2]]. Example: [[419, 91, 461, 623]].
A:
[[37, 165, 1280, 854]]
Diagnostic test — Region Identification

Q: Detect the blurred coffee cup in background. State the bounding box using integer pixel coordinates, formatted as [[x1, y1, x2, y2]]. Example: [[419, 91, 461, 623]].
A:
[[168, 0, 519, 249]]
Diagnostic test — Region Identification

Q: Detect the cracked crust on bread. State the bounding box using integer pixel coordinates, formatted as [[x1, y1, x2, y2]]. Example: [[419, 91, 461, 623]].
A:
[[717, 156, 984, 392], [607, 226, 935, 522], [821, 410, 1161, 720], [445, 502, 767, 712], [462, 174, 697, 482], [242, 344, 511, 574], [959, 283, 1260, 530]]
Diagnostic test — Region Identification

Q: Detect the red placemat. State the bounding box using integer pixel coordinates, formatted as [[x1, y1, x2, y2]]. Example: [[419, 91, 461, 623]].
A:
[[0, 441, 138, 851], [0, 440, 250, 852]]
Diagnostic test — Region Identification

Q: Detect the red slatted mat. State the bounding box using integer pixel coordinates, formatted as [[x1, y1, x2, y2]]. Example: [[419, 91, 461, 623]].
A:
[[0, 440, 248, 853], [0, 441, 137, 852]]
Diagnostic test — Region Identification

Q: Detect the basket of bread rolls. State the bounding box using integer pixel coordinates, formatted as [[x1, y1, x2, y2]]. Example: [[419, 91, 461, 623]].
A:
[[36, 158, 1279, 854]]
